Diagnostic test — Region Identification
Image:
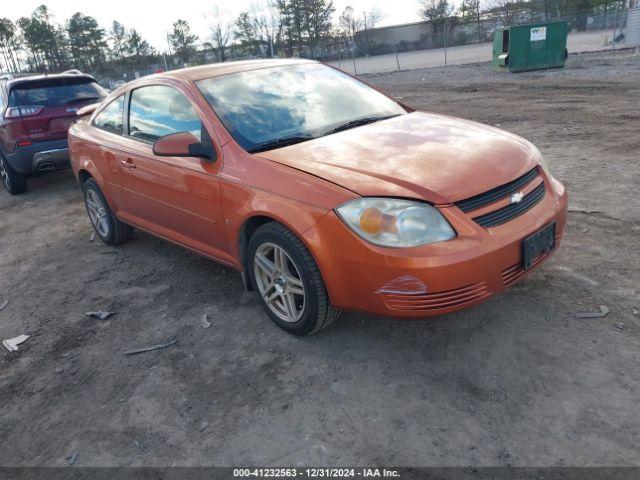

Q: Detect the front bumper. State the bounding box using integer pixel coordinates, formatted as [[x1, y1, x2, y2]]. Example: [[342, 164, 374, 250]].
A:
[[5, 139, 70, 174], [305, 175, 568, 317]]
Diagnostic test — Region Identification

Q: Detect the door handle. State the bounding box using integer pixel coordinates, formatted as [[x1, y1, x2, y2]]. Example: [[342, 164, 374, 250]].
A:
[[120, 158, 136, 169]]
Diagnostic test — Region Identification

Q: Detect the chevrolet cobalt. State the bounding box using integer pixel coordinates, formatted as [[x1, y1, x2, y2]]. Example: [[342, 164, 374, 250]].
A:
[[68, 59, 567, 335]]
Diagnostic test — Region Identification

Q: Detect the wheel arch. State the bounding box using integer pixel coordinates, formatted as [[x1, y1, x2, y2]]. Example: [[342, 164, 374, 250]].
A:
[[236, 214, 282, 291], [78, 169, 93, 184], [235, 210, 332, 294], [75, 155, 105, 187]]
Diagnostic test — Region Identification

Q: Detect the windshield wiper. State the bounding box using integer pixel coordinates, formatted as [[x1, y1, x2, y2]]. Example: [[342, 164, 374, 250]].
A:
[[247, 134, 314, 153], [67, 96, 103, 105], [320, 114, 401, 137]]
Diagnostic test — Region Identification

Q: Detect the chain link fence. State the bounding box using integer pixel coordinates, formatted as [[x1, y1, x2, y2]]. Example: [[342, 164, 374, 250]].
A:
[[90, 6, 633, 87], [322, 6, 631, 75]]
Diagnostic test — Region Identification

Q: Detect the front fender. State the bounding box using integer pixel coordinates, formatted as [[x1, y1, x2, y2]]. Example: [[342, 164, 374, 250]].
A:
[[222, 179, 332, 265]]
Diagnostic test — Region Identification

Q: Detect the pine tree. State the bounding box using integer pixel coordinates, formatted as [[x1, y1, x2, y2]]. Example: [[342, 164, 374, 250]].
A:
[[168, 19, 198, 64]]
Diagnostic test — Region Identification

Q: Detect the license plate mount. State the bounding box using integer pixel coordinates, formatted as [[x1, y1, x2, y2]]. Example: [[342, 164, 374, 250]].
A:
[[522, 221, 556, 270]]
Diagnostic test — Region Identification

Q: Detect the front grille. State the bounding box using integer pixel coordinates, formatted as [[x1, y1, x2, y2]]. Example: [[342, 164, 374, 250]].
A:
[[455, 167, 540, 213], [382, 282, 491, 312], [473, 182, 545, 228]]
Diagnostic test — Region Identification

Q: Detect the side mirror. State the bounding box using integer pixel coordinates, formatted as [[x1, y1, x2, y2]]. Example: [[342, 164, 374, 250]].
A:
[[152, 132, 216, 161], [77, 103, 100, 117]]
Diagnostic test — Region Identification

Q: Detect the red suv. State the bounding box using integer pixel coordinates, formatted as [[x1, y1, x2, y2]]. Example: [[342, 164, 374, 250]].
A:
[[0, 72, 107, 194]]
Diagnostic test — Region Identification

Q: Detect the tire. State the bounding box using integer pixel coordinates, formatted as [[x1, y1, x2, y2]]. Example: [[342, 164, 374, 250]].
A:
[[82, 178, 133, 246], [248, 222, 340, 335], [0, 152, 27, 195]]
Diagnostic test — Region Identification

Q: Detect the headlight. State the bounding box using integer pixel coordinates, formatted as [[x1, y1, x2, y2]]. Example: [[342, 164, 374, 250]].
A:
[[335, 198, 456, 248]]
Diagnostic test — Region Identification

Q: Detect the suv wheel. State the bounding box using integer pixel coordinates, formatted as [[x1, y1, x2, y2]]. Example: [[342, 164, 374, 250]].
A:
[[0, 152, 27, 195], [82, 178, 133, 245], [248, 222, 340, 335]]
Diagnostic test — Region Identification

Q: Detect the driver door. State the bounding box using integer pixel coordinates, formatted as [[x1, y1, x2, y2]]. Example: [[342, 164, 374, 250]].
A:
[[118, 84, 228, 260]]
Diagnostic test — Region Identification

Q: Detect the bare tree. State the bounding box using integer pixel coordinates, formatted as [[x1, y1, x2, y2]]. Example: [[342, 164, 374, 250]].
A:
[[364, 8, 383, 29], [207, 6, 231, 62], [360, 7, 383, 54], [234, 2, 280, 58], [338, 5, 360, 39], [484, 0, 519, 25], [420, 0, 455, 31], [338, 5, 360, 54], [459, 0, 483, 42], [250, 0, 281, 57]]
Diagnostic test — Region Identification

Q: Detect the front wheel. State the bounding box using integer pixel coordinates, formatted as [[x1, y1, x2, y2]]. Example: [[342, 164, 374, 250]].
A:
[[0, 153, 27, 195], [248, 222, 340, 335]]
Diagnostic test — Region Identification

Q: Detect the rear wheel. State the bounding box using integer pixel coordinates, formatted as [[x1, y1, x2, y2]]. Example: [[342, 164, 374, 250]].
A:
[[82, 178, 132, 245], [0, 152, 27, 195], [248, 222, 340, 335]]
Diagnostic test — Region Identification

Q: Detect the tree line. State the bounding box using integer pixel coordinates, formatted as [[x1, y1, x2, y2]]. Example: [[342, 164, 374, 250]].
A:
[[0, 0, 630, 75], [0, 5, 154, 74], [0, 1, 382, 74]]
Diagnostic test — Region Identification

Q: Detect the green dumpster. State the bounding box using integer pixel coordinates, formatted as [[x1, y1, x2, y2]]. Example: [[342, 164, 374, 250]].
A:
[[492, 21, 568, 72]]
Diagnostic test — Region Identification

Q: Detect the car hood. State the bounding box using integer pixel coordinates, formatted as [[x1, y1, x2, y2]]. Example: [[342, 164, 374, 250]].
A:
[[257, 111, 542, 204]]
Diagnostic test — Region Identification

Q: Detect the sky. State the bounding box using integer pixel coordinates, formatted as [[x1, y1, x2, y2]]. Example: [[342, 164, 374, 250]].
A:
[[2, 0, 426, 52]]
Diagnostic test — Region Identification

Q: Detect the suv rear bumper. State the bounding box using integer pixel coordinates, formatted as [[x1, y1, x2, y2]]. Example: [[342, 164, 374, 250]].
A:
[[5, 139, 70, 174]]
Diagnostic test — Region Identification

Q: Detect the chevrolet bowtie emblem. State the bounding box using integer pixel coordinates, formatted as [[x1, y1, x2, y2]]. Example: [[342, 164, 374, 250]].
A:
[[510, 191, 525, 204]]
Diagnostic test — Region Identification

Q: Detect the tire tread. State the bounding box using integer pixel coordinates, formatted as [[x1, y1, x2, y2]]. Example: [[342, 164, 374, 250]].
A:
[[0, 152, 27, 195]]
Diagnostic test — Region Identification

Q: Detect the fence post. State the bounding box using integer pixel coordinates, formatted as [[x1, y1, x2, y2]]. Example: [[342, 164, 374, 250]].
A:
[[338, 50, 341, 70], [395, 45, 401, 71], [443, 17, 448, 66], [352, 50, 357, 76], [612, 6, 619, 51]]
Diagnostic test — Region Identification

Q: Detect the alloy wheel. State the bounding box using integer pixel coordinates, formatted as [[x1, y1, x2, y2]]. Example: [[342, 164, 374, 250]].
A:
[[253, 242, 306, 323], [85, 189, 110, 237]]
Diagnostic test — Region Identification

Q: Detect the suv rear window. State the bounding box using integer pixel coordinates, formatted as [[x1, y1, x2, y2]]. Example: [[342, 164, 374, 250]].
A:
[[8, 77, 106, 108]]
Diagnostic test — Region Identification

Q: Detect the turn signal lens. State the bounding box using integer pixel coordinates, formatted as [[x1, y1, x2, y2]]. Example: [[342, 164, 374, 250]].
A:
[[336, 198, 456, 248], [360, 208, 398, 234]]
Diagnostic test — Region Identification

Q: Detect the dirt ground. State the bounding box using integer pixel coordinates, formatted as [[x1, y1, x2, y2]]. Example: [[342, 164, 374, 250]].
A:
[[1, 50, 639, 468]]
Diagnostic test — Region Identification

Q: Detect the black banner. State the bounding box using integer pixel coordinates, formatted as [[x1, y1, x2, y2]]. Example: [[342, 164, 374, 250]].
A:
[[1, 468, 639, 480]]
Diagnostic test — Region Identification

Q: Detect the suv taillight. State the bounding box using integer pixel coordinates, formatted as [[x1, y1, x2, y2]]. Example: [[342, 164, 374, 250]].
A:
[[4, 105, 44, 118]]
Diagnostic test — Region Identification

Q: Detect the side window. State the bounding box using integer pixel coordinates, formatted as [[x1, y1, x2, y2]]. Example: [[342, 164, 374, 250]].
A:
[[128, 85, 202, 142], [93, 96, 124, 134]]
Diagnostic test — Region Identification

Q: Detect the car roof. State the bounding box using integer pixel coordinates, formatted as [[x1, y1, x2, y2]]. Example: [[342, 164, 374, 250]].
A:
[[159, 58, 318, 83], [6, 73, 97, 90]]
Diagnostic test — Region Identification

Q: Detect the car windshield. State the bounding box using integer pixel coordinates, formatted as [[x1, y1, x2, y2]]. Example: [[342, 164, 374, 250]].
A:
[[196, 63, 406, 152], [8, 78, 107, 108]]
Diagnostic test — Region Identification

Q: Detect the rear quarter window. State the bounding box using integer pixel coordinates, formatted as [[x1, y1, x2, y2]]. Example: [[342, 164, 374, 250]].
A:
[[93, 96, 125, 134]]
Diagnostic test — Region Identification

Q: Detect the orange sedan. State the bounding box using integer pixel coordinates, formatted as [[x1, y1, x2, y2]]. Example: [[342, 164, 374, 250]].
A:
[[68, 59, 567, 335]]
